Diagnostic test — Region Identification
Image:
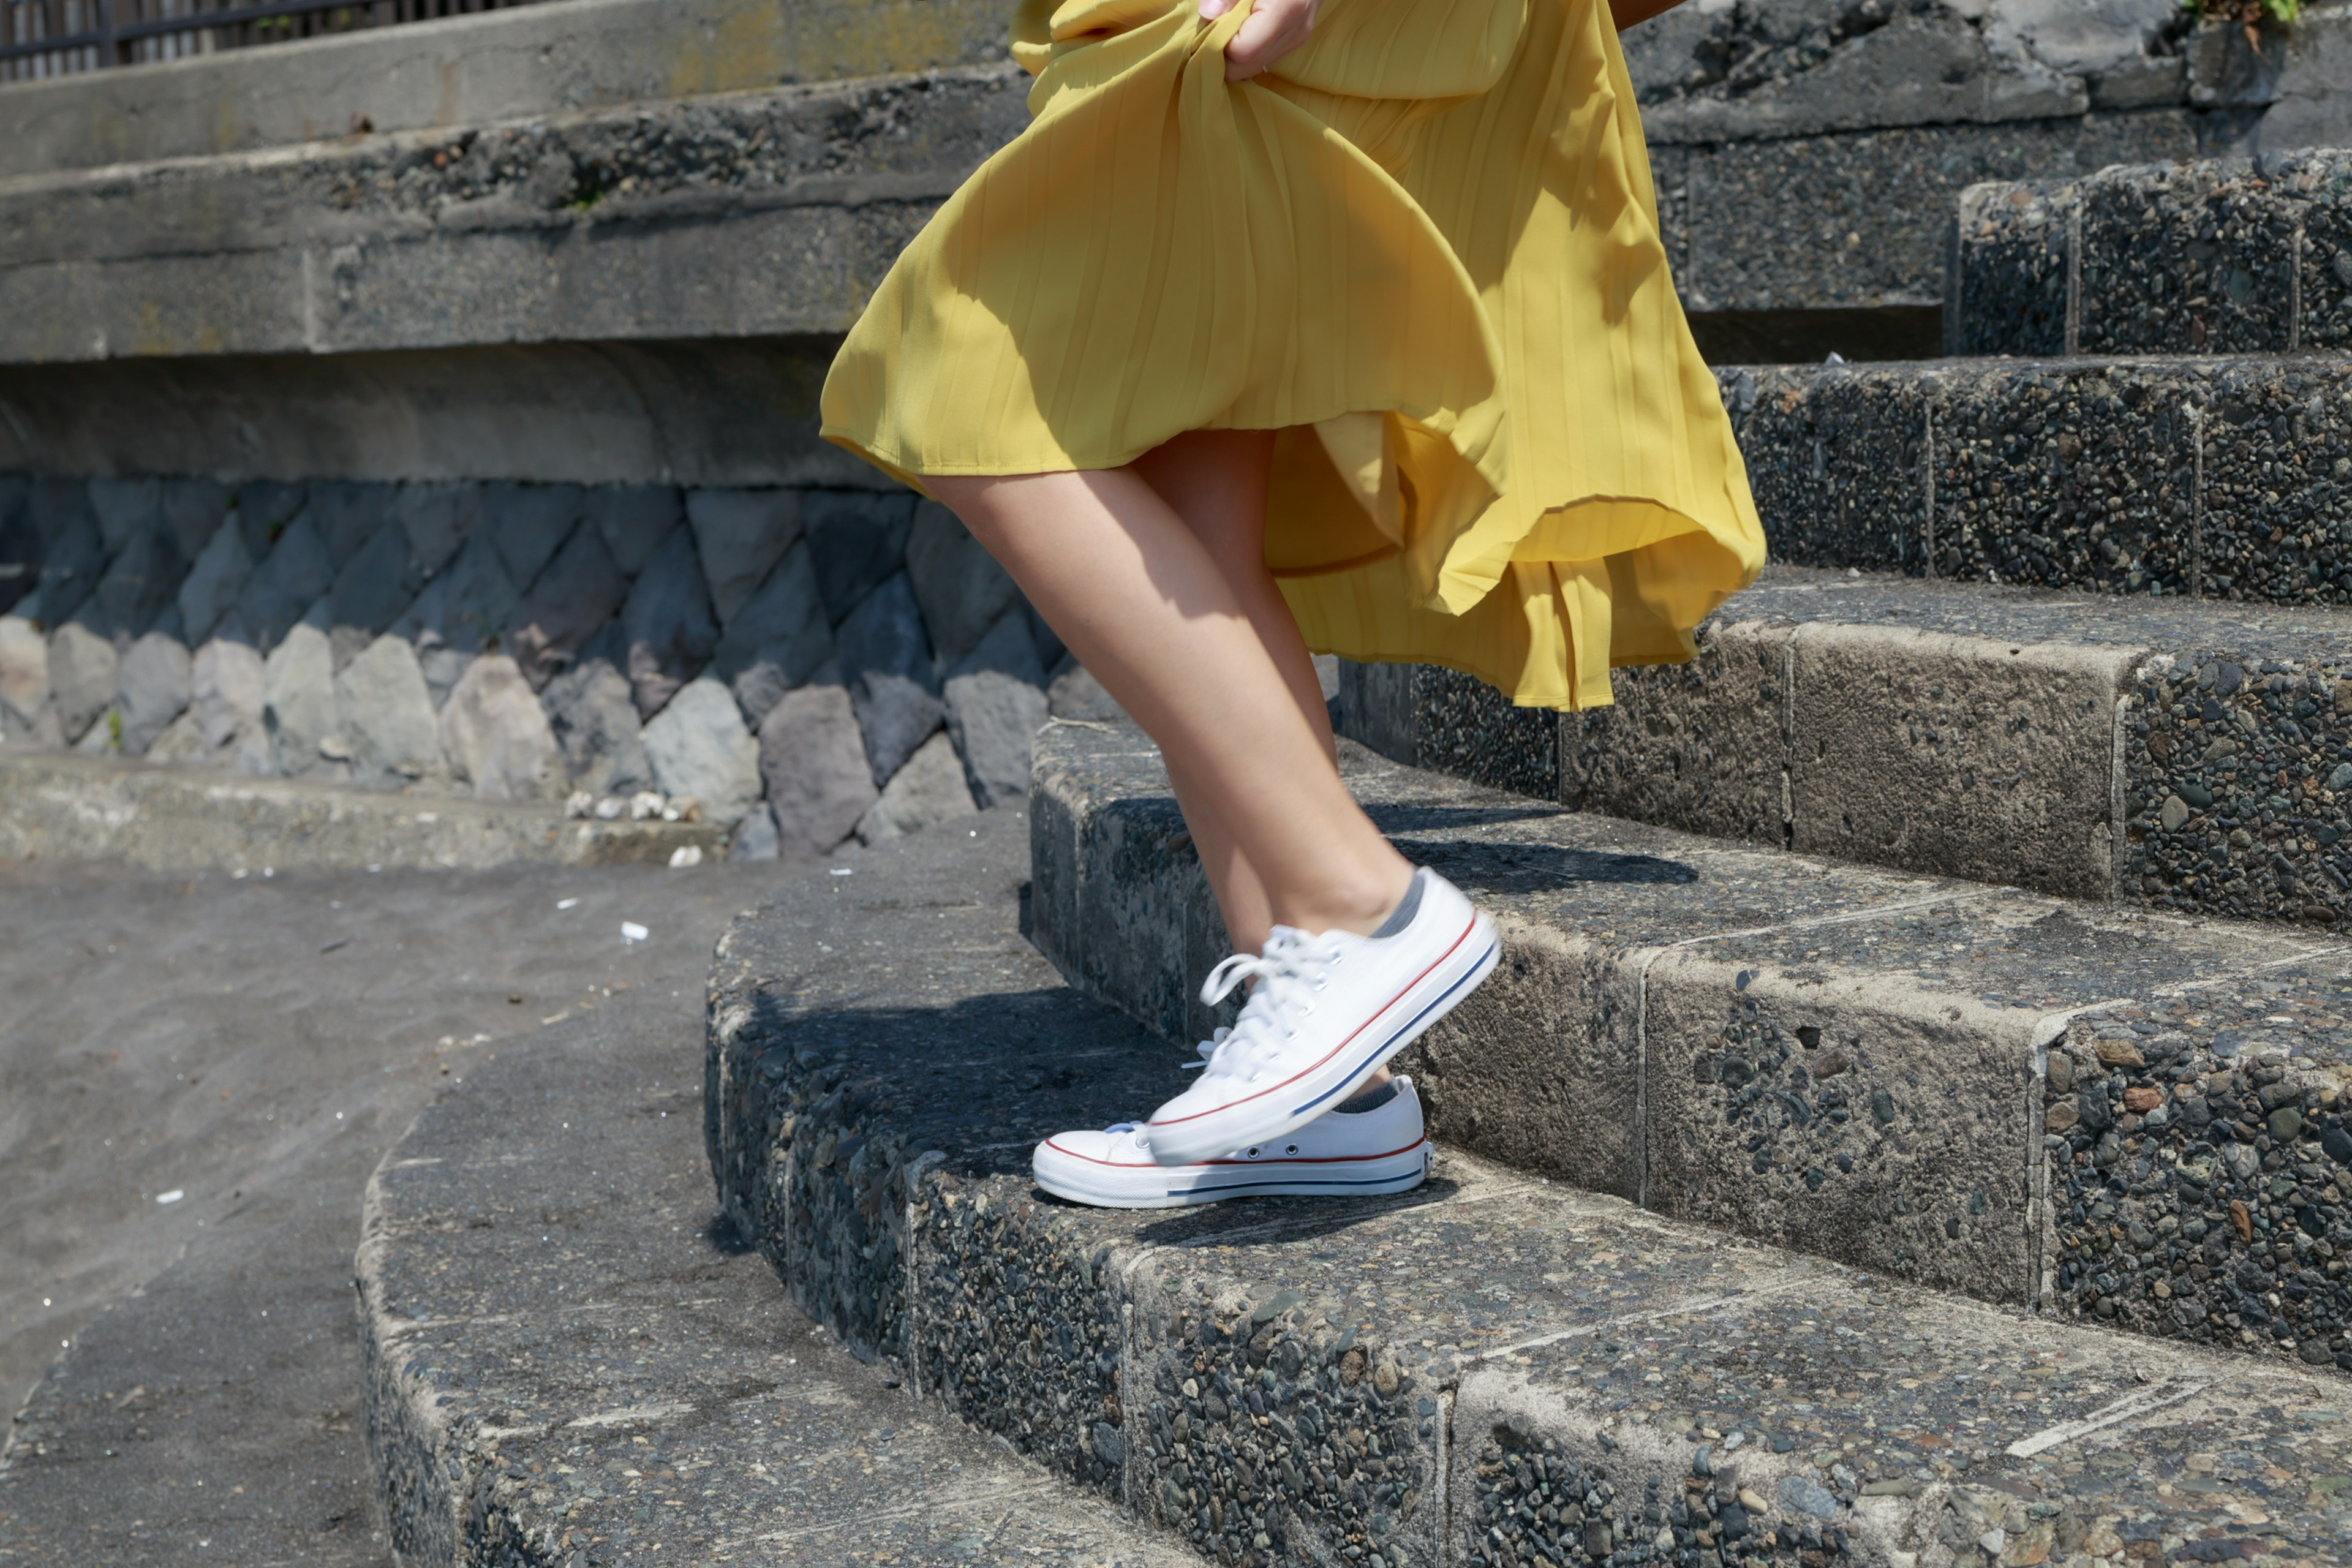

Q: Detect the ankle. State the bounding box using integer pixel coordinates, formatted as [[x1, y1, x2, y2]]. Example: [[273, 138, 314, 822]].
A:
[[1277, 862, 1415, 940]]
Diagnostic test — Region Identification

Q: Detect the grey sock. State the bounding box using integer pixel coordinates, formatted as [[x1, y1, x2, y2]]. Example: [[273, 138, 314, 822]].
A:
[[1333, 1080, 1400, 1114], [1368, 869, 1426, 941]]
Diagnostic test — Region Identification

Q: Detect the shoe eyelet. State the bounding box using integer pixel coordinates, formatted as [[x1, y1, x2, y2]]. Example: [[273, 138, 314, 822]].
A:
[[1245, 1146, 1261, 1159], [1285, 1144, 1300, 1156]]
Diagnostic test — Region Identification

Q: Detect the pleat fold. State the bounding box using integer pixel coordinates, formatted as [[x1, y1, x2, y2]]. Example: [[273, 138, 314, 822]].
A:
[[820, 0, 1765, 710]]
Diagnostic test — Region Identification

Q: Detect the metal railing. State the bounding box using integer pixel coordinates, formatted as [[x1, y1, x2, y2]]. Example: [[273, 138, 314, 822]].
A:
[[1, 0, 558, 82]]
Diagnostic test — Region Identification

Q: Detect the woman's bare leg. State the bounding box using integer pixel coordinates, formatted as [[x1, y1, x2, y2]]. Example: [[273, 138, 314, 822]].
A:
[[1127, 431, 1327, 959], [926, 464, 1412, 940], [1125, 431, 1395, 1089]]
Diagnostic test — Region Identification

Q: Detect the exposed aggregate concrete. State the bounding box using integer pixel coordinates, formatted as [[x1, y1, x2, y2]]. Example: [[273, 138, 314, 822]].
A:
[[685, 761, 2352, 1567], [1954, 149, 2352, 358]]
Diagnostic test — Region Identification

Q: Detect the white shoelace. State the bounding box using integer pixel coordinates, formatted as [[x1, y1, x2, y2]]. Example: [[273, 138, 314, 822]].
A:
[[1189, 926, 1345, 1087]]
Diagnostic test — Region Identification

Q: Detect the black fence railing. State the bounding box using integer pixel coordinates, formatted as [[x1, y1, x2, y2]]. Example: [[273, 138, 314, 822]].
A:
[[2, 0, 558, 83]]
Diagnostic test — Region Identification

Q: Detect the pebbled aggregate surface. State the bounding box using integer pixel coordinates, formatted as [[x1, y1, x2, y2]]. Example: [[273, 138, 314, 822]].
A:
[[700, 774, 2352, 1568]]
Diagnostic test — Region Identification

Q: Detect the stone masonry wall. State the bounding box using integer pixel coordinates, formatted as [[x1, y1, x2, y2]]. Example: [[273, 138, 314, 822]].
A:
[[0, 472, 1088, 860]]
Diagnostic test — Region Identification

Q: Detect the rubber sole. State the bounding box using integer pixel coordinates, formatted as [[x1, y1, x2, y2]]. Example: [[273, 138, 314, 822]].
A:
[[1034, 1142, 1433, 1209], [1147, 912, 1500, 1166]]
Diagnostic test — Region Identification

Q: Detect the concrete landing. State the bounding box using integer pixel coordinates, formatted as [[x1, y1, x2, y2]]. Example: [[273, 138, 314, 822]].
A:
[[703, 792, 2352, 1568], [0, 751, 720, 873], [360, 874, 1187, 1567]]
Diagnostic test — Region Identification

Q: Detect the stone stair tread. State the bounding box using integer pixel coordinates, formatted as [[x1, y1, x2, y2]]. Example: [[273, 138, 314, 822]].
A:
[[1727, 564, 2352, 652], [701, 789, 2352, 1568], [1349, 559, 2352, 926], [1028, 723, 2352, 1372], [359, 958, 1189, 1568]]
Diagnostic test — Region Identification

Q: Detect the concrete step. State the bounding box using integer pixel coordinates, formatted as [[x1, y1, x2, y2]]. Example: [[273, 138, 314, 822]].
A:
[[1337, 565, 2352, 929], [1715, 355, 2351, 601], [703, 791, 2352, 1568], [0, 750, 720, 872], [1027, 720, 2352, 1371], [1950, 148, 2352, 360], [357, 909, 1191, 1568]]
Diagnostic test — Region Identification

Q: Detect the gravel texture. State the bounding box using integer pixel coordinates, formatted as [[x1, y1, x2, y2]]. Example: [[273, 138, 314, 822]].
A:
[[1342, 564, 2352, 927], [1954, 149, 2352, 358], [1028, 718, 2352, 1375], [706, 783, 2352, 1567]]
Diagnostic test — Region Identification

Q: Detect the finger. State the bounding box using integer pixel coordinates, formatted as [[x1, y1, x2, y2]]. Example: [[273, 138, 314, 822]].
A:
[[1199, 0, 1233, 17], [1223, 10, 1303, 77]]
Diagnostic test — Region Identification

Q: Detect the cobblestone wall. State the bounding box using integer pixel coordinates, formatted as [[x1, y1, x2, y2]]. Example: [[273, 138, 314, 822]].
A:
[[0, 473, 1083, 860]]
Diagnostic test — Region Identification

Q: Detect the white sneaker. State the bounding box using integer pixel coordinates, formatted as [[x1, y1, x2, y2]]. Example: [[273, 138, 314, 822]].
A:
[[1033, 1077, 1433, 1208], [1143, 867, 1498, 1167]]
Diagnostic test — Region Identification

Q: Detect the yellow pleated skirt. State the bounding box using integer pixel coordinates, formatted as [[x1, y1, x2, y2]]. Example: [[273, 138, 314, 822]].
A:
[[819, 0, 1765, 710]]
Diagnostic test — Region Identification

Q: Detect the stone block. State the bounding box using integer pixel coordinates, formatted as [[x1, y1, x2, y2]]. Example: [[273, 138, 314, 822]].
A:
[[481, 481, 582, 592], [641, 676, 763, 827], [686, 488, 801, 625], [802, 489, 916, 626], [1954, 149, 2352, 358], [262, 622, 339, 778], [175, 516, 255, 646], [142, 709, 208, 765], [438, 654, 559, 802], [47, 620, 118, 745], [856, 729, 978, 844], [617, 526, 720, 720], [325, 520, 426, 664], [541, 657, 652, 799], [505, 522, 626, 690], [0, 483, 34, 619], [307, 481, 396, 570], [2038, 965, 2352, 1353], [1564, 617, 1790, 848], [758, 680, 877, 858], [394, 532, 518, 657], [114, 631, 192, 757], [1413, 665, 1558, 800], [710, 541, 832, 726], [232, 480, 306, 557], [156, 477, 230, 564], [0, 614, 45, 726], [87, 477, 160, 553], [230, 511, 337, 652], [336, 633, 443, 790], [2195, 361, 2352, 604], [1725, 364, 1929, 575], [726, 805, 780, 863], [905, 498, 1020, 669], [190, 636, 268, 772], [943, 611, 1047, 812], [835, 571, 944, 788], [388, 482, 478, 578], [80, 523, 187, 641], [1787, 620, 2132, 899], [26, 512, 105, 628], [584, 484, 682, 576]]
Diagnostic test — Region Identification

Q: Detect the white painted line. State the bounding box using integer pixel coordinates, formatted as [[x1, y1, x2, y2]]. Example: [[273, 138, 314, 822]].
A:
[[2005, 1380, 2209, 1458]]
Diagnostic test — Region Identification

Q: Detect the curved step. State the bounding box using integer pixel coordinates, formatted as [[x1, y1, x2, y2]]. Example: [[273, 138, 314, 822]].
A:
[[703, 778, 2352, 1568], [356, 953, 1185, 1567]]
